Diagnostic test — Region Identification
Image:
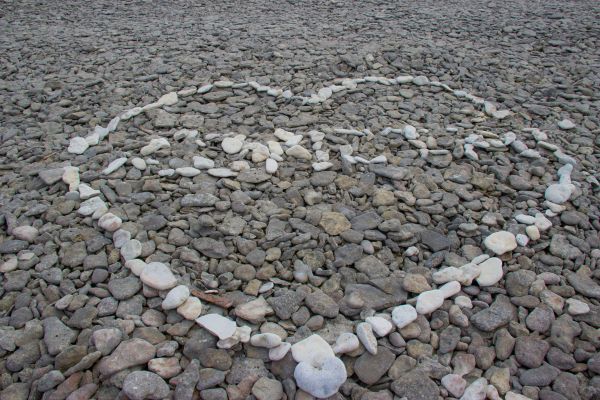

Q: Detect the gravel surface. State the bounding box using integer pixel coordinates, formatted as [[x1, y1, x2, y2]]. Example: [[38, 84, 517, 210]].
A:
[[1, 1, 599, 399]]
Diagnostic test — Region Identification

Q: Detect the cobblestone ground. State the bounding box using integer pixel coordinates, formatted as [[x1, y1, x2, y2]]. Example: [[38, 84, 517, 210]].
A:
[[0, 1, 599, 400]]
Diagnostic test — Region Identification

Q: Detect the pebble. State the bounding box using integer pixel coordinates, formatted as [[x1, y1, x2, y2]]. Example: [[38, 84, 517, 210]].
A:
[[475, 257, 503, 286], [557, 119, 575, 130], [177, 297, 203, 320], [356, 322, 378, 354], [102, 157, 127, 174], [162, 285, 190, 310], [545, 183, 573, 204], [416, 289, 445, 314], [196, 314, 237, 340], [331, 332, 360, 354], [483, 231, 517, 255], [140, 262, 178, 290], [97, 212, 122, 232], [122, 371, 170, 400], [294, 356, 346, 399], [222, 137, 244, 154], [392, 305, 418, 328], [366, 316, 394, 336], [68, 137, 89, 154], [250, 333, 282, 348]]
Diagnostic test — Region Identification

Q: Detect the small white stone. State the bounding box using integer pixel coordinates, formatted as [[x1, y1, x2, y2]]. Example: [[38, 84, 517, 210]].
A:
[[331, 332, 360, 354], [12, 226, 38, 242], [68, 137, 89, 154], [475, 257, 503, 287], [250, 333, 282, 349], [125, 259, 146, 276], [566, 298, 590, 315], [230, 160, 250, 172], [483, 231, 517, 255], [103, 157, 127, 175], [294, 356, 347, 399], [197, 84, 213, 94], [392, 304, 418, 329], [516, 233, 529, 247], [222, 137, 244, 154], [269, 342, 291, 361], [0, 257, 18, 273], [140, 262, 178, 290], [439, 281, 461, 298], [62, 166, 80, 192], [416, 289, 445, 314], [459, 263, 481, 286], [536, 211, 562, 231], [370, 155, 387, 164], [177, 297, 203, 320], [266, 158, 278, 174], [162, 285, 190, 310], [196, 314, 237, 340], [176, 167, 201, 177], [157, 92, 178, 106], [366, 316, 393, 337], [120, 239, 142, 261], [141, 138, 170, 156], [267, 141, 284, 156], [285, 135, 303, 147], [433, 267, 463, 284], [274, 128, 295, 141], [286, 145, 312, 160], [545, 183, 573, 204], [207, 168, 237, 178], [98, 213, 122, 232], [312, 162, 333, 171], [291, 334, 335, 366], [558, 119, 575, 130], [515, 214, 535, 225], [356, 322, 378, 355], [78, 184, 100, 200], [193, 156, 215, 169], [158, 169, 175, 177], [403, 125, 418, 140], [131, 157, 147, 170]]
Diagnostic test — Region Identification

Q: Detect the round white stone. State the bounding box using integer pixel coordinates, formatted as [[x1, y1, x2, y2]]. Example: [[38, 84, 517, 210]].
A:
[[140, 262, 177, 290], [193, 156, 215, 169], [285, 145, 312, 160], [416, 289, 445, 314], [131, 157, 147, 170], [250, 333, 282, 349], [545, 183, 573, 204], [222, 137, 243, 154], [162, 285, 190, 310], [483, 231, 517, 255], [120, 239, 142, 261], [475, 257, 503, 287], [294, 356, 346, 399], [176, 167, 201, 177], [331, 332, 360, 354], [392, 304, 418, 328], [366, 316, 393, 337], [125, 259, 146, 276], [68, 137, 89, 154], [291, 334, 335, 366], [558, 119, 575, 130], [439, 281, 461, 298]]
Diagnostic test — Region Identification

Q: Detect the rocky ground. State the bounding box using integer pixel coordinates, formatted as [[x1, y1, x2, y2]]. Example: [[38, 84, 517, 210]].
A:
[[1, 0, 600, 399]]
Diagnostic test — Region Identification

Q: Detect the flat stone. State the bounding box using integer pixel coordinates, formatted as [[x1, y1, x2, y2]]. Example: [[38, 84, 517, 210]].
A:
[[162, 285, 190, 310], [483, 231, 517, 255], [354, 346, 395, 385], [196, 314, 237, 340], [471, 294, 516, 332], [43, 317, 77, 356], [319, 212, 351, 235], [96, 338, 156, 377], [421, 230, 450, 252], [140, 262, 178, 290], [122, 371, 170, 400]]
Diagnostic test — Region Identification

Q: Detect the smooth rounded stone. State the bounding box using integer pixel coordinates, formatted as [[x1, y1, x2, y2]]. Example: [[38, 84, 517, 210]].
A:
[[102, 157, 127, 174], [140, 262, 177, 290], [177, 297, 203, 320], [476, 257, 503, 286], [392, 305, 418, 328], [0, 257, 18, 272], [78, 196, 105, 216], [98, 212, 122, 232], [505, 393, 530, 400], [526, 225, 541, 241], [252, 377, 283, 400], [68, 136, 89, 154], [12, 226, 38, 242], [319, 212, 351, 235], [132, 157, 146, 170], [126, 259, 147, 276], [250, 333, 282, 349], [265, 158, 278, 173], [162, 285, 190, 310], [356, 322, 378, 355], [158, 168, 175, 177], [207, 168, 236, 177], [312, 161, 333, 171], [222, 137, 244, 154], [442, 374, 467, 398], [120, 239, 142, 261], [483, 231, 517, 255], [403, 124, 418, 140], [294, 356, 346, 399], [37, 370, 65, 392], [439, 281, 461, 298], [455, 296, 473, 308], [516, 234, 529, 247], [269, 342, 291, 361], [515, 214, 536, 225], [108, 276, 141, 300], [141, 138, 170, 155], [416, 289, 445, 314], [461, 377, 488, 400], [193, 156, 215, 169], [286, 145, 312, 160], [366, 316, 393, 336], [332, 332, 360, 354], [566, 298, 590, 315], [557, 119, 575, 130], [354, 346, 395, 385], [545, 183, 573, 204], [122, 371, 169, 400], [433, 267, 463, 284], [92, 328, 122, 355], [291, 334, 335, 365], [176, 167, 201, 177], [196, 314, 237, 340]]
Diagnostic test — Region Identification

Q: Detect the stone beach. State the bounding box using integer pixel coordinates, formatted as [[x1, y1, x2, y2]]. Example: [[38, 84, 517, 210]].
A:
[[1, 1, 600, 400]]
